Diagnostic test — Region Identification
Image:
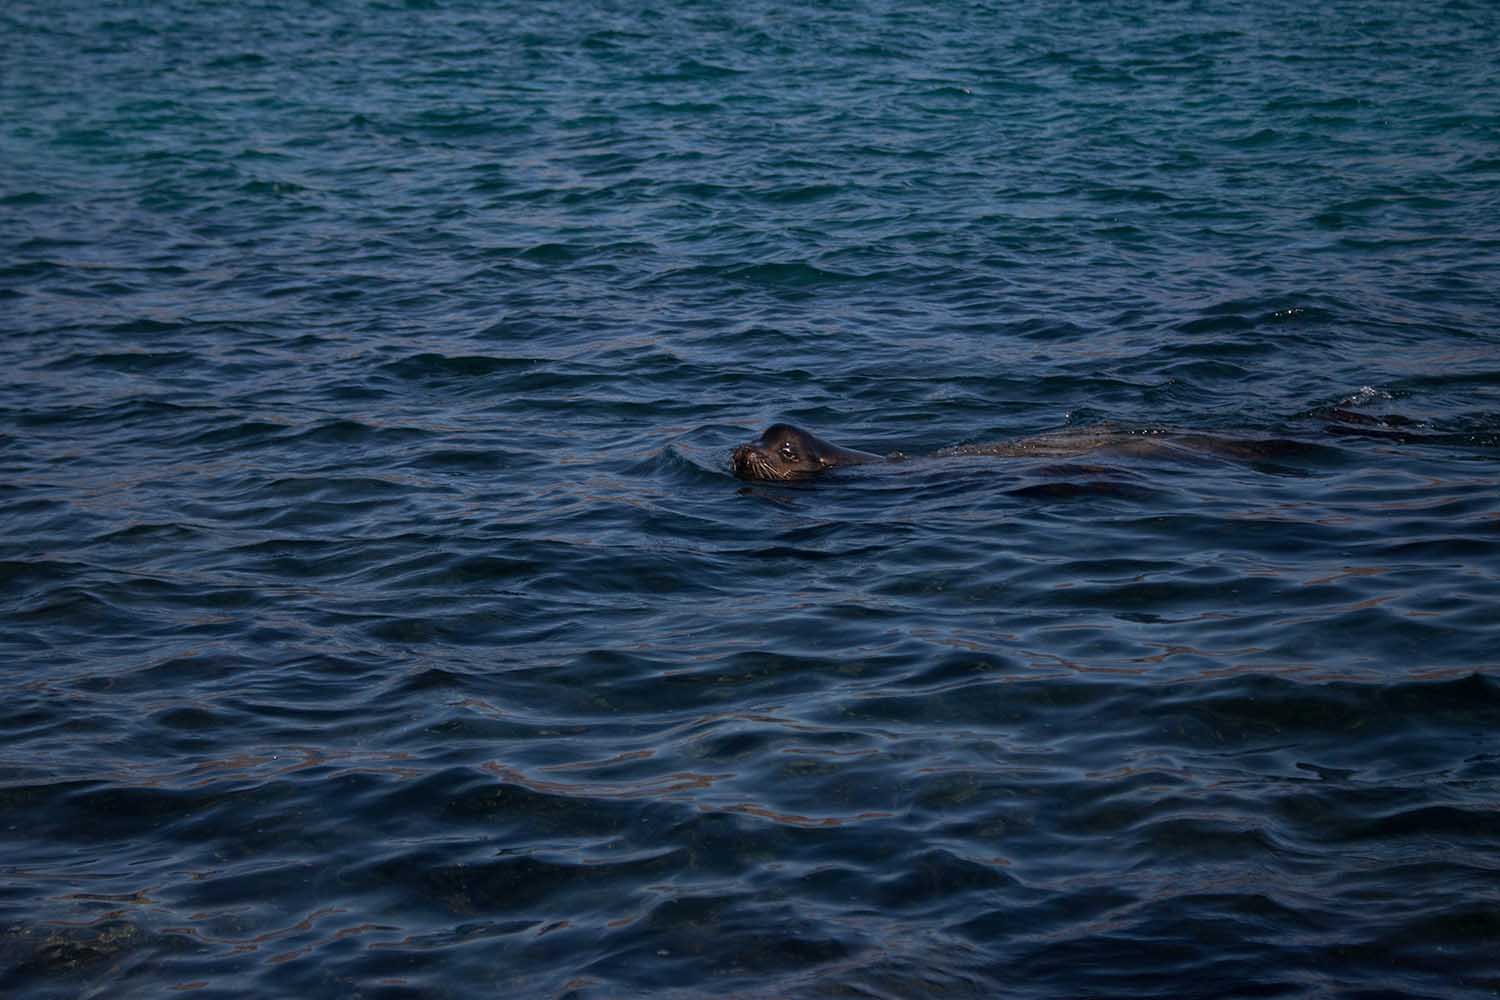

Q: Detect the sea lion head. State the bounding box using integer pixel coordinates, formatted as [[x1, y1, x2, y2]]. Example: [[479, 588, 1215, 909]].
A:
[[731, 423, 869, 481]]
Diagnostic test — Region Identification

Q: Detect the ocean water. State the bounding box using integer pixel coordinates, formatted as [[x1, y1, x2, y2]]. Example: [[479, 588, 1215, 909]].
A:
[[3, 0, 1500, 996]]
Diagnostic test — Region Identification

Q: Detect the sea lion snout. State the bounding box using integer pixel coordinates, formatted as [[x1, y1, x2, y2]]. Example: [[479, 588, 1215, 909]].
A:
[[731, 442, 776, 480]]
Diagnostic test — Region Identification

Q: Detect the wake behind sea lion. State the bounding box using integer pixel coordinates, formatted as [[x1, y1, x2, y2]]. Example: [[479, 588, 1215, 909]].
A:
[[730, 422, 1331, 482]]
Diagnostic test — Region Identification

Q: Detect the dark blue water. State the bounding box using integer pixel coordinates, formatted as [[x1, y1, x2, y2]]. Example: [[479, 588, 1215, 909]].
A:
[[4, 1, 1500, 996]]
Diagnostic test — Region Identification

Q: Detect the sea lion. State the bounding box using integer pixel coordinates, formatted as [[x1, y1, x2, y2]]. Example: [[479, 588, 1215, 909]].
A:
[[730, 422, 1335, 482], [728, 422, 1141, 481], [730, 423, 884, 481]]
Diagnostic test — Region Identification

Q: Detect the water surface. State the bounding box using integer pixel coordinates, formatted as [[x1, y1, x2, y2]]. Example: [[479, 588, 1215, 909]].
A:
[[3, 1, 1499, 996]]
